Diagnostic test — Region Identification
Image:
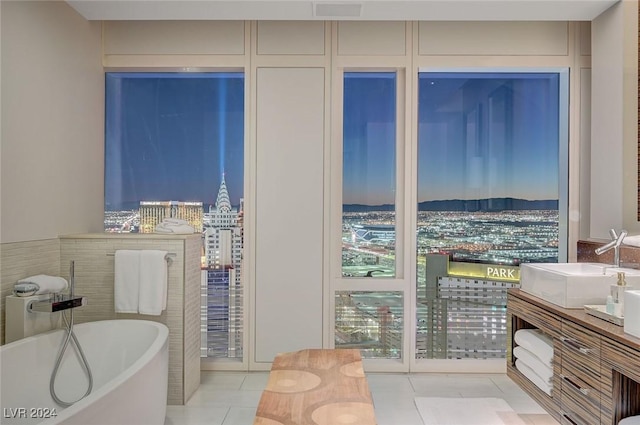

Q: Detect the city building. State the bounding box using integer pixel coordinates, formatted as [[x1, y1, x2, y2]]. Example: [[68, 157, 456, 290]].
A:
[[201, 176, 244, 359], [138, 201, 203, 233]]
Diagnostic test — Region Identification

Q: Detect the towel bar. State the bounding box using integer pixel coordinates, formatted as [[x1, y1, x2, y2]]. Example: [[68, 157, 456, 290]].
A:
[[107, 252, 176, 266]]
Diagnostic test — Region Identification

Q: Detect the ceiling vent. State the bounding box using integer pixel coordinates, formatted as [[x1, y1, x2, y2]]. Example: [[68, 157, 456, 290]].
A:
[[313, 2, 363, 18]]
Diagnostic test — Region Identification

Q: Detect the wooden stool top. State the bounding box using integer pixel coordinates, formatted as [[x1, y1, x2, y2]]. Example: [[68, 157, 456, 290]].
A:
[[254, 348, 377, 425]]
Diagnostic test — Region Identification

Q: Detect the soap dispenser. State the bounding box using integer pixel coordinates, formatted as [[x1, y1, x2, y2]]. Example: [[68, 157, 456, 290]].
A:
[[611, 271, 628, 317]]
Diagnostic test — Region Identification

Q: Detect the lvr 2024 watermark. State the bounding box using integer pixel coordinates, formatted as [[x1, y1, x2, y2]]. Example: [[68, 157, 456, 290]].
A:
[[3, 408, 58, 419]]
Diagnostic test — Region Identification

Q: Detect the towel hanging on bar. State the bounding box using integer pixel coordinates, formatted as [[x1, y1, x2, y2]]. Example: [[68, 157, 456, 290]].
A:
[[113, 249, 169, 315]]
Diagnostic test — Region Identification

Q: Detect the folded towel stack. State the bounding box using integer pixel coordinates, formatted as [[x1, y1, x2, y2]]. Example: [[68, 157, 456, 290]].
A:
[[514, 329, 554, 396], [17, 275, 68, 295], [155, 218, 195, 234], [114, 249, 168, 316]]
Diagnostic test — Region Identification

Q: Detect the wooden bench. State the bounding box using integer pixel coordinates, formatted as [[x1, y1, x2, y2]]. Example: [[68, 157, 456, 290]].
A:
[[254, 348, 377, 425]]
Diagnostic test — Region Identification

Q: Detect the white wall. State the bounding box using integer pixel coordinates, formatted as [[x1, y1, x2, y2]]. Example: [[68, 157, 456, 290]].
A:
[[591, 0, 639, 239], [0, 1, 104, 243], [622, 1, 640, 234]]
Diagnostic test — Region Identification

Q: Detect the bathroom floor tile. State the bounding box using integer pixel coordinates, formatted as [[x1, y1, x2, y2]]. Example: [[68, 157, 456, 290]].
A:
[[186, 388, 263, 408], [200, 371, 247, 390], [164, 405, 228, 425], [366, 372, 416, 393], [172, 370, 557, 424], [222, 407, 259, 425], [519, 413, 561, 425], [239, 372, 270, 391]]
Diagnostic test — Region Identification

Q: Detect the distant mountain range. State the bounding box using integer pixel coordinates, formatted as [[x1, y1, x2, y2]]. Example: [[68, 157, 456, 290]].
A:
[[108, 197, 557, 213], [343, 198, 558, 213]]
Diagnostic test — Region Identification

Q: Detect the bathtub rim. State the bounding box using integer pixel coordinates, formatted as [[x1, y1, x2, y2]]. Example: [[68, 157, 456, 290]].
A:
[[1, 319, 169, 423]]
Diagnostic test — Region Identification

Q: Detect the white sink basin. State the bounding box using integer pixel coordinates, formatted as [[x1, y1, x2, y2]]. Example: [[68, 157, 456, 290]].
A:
[[519, 262, 640, 308]]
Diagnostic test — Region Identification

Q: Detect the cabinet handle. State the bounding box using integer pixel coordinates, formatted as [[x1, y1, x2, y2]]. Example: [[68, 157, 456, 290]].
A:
[[560, 336, 592, 354], [560, 374, 591, 396]]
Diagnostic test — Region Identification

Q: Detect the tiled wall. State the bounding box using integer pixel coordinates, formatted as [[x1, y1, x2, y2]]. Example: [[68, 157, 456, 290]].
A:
[[577, 239, 640, 266], [183, 235, 202, 402], [0, 239, 61, 345], [59, 233, 202, 405], [1, 234, 201, 405]]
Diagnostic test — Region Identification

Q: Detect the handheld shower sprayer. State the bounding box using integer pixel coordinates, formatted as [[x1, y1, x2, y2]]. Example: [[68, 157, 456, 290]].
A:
[[49, 260, 93, 407]]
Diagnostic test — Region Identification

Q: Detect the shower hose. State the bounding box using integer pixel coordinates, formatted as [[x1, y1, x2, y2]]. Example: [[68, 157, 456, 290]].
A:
[[49, 270, 93, 407]]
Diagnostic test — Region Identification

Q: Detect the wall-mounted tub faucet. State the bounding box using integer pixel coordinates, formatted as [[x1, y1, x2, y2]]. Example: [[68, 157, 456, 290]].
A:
[[28, 261, 87, 313], [595, 228, 628, 268]]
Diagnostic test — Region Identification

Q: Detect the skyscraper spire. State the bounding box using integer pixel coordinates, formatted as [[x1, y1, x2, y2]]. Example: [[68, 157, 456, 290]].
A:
[[215, 173, 232, 213]]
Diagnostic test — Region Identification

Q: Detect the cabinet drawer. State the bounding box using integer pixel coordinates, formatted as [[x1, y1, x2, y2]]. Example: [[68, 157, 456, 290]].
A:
[[508, 293, 561, 337], [561, 320, 601, 379], [560, 373, 601, 425], [601, 338, 640, 383], [562, 354, 601, 393], [560, 407, 598, 425]]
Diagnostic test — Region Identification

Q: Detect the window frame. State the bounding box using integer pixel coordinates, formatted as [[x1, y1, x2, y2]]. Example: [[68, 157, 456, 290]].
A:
[[415, 67, 569, 263], [410, 66, 570, 372], [103, 67, 251, 372], [330, 67, 411, 372]]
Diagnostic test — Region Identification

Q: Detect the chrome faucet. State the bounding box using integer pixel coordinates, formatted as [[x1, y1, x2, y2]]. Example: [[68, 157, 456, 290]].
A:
[[595, 228, 628, 267], [28, 261, 87, 313]]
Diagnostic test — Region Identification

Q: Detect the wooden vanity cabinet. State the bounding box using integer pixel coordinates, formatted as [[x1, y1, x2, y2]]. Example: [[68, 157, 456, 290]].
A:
[[507, 289, 640, 425], [600, 338, 640, 424], [559, 320, 602, 425]]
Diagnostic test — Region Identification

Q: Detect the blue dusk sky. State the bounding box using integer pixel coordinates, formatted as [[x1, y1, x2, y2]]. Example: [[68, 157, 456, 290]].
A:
[[105, 72, 244, 210], [105, 71, 561, 210], [343, 72, 561, 206]]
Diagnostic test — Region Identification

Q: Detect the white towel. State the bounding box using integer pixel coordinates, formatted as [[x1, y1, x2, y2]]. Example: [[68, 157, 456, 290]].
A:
[[515, 359, 553, 396], [513, 346, 553, 384], [18, 275, 68, 295], [114, 250, 140, 313], [138, 250, 168, 316], [155, 223, 194, 234], [162, 218, 189, 226], [514, 329, 553, 367]]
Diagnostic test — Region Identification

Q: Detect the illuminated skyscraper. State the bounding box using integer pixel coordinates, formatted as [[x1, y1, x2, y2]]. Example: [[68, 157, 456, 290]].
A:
[[203, 176, 243, 272], [201, 175, 244, 359]]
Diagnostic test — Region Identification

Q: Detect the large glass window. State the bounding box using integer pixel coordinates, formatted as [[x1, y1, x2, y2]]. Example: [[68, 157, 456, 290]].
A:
[[416, 71, 567, 360], [104, 72, 245, 360], [337, 72, 401, 360], [342, 72, 397, 279]]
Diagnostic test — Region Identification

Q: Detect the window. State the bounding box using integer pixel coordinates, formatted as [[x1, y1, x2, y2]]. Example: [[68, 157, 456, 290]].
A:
[[416, 71, 568, 360], [342, 72, 397, 279], [336, 71, 403, 359], [104, 72, 245, 360]]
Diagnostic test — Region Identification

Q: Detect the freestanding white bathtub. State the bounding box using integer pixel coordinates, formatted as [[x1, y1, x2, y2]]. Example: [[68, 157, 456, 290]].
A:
[[0, 320, 169, 425]]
